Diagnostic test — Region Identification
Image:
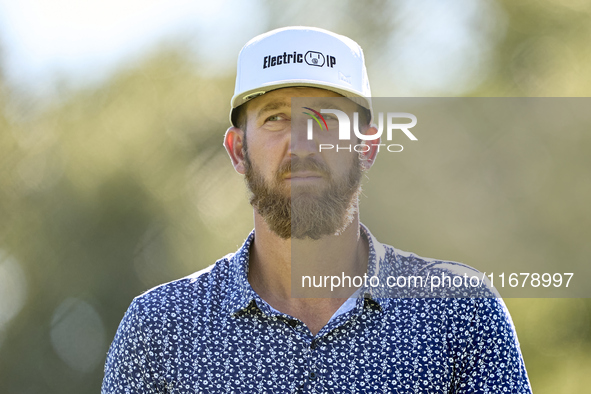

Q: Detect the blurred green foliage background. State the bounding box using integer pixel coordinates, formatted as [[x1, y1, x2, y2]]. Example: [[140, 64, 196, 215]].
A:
[[1, 0, 590, 392]]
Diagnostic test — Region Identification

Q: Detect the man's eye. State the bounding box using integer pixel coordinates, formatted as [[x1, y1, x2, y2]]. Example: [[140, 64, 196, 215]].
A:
[[266, 114, 284, 122]]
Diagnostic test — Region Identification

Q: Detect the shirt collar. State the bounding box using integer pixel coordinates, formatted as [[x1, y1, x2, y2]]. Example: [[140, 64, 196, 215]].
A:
[[223, 224, 392, 316], [360, 223, 393, 308], [223, 229, 259, 316]]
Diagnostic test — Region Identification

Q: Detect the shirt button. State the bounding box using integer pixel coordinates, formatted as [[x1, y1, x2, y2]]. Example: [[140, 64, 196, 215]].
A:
[[309, 371, 317, 381]]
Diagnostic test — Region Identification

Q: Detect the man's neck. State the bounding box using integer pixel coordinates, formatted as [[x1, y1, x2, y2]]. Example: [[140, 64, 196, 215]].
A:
[[247, 211, 369, 335]]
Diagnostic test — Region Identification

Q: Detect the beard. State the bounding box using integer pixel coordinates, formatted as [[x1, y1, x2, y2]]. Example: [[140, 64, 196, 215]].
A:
[[244, 148, 363, 240]]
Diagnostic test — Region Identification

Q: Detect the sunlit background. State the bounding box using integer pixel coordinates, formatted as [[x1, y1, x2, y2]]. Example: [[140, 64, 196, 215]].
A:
[[0, 0, 590, 392]]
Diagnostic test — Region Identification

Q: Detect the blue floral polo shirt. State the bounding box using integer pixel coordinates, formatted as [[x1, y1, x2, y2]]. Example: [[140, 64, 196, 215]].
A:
[[102, 225, 532, 393]]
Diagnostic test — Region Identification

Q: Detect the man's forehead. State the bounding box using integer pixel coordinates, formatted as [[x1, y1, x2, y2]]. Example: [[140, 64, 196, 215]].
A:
[[247, 88, 353, 116]]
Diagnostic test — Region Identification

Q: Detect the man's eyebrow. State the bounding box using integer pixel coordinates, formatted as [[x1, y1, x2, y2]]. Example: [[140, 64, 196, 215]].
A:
[[255, 98, 347, 119], [257, 101, 290, 119]]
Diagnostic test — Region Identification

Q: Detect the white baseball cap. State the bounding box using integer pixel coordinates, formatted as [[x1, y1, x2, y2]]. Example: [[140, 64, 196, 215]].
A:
[[230, 26, 372, 126]]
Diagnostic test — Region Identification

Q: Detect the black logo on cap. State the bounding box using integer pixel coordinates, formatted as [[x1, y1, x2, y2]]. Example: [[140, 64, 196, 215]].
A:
[[263, 51, 336, 69]]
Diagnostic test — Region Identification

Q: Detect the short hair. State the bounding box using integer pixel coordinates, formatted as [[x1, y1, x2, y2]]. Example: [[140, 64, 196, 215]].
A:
[[233, 102, 249, 132]]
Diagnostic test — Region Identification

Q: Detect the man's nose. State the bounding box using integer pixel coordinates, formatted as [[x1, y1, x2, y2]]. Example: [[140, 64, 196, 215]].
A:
[[289, 118, 317, 157]]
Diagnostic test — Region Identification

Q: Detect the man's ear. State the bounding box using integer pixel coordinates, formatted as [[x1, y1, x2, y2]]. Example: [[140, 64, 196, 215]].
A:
[[223, 126, 246, 175], [359, 125, 380, 170]]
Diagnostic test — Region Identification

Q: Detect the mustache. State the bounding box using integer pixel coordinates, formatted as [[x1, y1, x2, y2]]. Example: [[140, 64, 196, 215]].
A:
[[277, 157, 331, 177]]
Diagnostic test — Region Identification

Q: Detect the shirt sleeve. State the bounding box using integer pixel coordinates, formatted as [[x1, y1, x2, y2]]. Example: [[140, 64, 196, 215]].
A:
[[450, 297, 532, 394], [102, 298, 161, 394]]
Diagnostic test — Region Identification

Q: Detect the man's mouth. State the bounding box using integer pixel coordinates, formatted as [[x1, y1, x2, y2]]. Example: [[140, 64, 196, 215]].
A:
[[285, 172, 323, 181]]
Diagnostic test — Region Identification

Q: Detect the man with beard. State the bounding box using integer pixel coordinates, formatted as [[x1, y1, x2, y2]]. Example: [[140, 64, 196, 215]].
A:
[[102, 27, 532, 393]]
